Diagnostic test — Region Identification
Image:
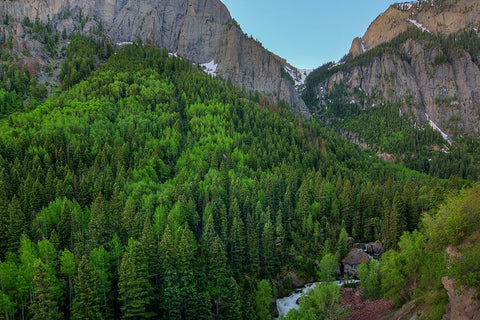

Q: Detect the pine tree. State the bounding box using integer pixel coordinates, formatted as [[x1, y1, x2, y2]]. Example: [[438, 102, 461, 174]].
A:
[[118, 246, 152, 319], [29, 260, 63, 320], [7, 195, 26, 253], [337, 227, 349, 261], [261, 215, 276, 277], [255, 280, 272, 320], [71, 255, 103, 320], [229, 214, 245, 269]]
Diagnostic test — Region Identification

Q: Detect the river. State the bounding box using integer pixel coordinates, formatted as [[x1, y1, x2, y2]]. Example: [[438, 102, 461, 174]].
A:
[[275, 280, 360, 318]]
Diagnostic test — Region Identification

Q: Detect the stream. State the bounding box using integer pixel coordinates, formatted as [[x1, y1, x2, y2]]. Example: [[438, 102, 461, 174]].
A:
[[275, 280, 360, 318]]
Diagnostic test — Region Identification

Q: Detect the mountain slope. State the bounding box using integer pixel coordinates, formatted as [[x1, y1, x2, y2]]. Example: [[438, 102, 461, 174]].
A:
[[304, 0, 480, 138], [0, 40, 460, 319], [0, 0, 309, 116]]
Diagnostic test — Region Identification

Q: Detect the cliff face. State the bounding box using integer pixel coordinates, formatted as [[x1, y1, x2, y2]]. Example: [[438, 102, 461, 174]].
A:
[[0, 0, 309, 116], [329, 39, 480, 135], [350, 0, 480, 56], [313, 0, 480, 137]]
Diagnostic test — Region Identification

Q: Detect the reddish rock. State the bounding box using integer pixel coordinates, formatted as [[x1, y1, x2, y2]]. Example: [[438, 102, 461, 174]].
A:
[[442, 277, 480, 320]]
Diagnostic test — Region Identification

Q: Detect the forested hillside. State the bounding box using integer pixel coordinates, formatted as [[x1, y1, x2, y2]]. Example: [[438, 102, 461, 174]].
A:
[[0, 37, 471, 319], [301, 27, 480, 180]]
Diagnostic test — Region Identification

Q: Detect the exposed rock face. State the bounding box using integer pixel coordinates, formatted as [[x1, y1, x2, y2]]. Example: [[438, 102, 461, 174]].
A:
[[0, 0, 309, 116], [329, 39, 480, 136], [350, 0, 480, 57], [442, 276, 480, 320], [316, 0, 480, 137]]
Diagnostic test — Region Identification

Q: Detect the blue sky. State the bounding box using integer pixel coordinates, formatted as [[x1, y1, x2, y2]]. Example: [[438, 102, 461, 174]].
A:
[[221, 0, 395, 69]]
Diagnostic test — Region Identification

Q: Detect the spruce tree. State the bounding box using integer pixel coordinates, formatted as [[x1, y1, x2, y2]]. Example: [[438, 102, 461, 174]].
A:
[[71, 255, 103, 320], [29, 260, 63, 320]]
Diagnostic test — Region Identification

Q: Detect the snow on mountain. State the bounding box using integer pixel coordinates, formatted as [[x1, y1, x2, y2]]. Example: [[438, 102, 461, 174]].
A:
[[284, 65, 313, 88], [425, 113, 451, 144], [407, 18, 431, 32], [395, 0, 434, 11], [200, 60, 218, 76]]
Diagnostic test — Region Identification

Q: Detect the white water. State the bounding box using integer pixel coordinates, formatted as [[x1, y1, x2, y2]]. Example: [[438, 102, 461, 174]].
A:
[[275, 280, 359, 318]]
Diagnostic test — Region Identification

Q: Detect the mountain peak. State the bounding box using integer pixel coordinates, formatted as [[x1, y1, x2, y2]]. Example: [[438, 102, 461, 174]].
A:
[[349, 0, 480, 57], [0, 0, 309, 116]]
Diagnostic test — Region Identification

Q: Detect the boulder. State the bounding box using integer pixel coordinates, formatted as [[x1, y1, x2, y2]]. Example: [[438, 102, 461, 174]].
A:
[[342, 248, 370, 276]]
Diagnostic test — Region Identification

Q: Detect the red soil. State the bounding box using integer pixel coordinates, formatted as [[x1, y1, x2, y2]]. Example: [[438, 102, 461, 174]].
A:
[[341, 287, 393, 320]]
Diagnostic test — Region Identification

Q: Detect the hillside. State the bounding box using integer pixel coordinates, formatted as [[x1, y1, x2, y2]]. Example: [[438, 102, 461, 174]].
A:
[[0, 0, 309, 116], [302, 0, 480, 178], [0, 38, 463, 319]]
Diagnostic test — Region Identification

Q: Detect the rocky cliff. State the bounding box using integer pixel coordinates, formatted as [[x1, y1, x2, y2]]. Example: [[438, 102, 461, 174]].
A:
[[309, 0, 480, 137], [0, 0, 309, 116], [350, 0, 480, 56], [328, 38, 480, 136]]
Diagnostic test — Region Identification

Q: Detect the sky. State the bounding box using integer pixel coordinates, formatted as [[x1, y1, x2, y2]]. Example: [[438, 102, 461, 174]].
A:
[[221, 0, 396, 69]]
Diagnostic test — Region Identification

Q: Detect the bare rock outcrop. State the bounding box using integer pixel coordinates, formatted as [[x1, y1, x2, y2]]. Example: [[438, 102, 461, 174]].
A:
[[0, 0, 309, 116], [315, 0, 480, 137], [442, 276, 480, 320], [350, 0, 480, 57], [329, 38, 480, 136]]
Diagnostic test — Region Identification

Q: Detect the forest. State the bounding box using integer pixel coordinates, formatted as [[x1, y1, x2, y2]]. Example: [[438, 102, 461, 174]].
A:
[[301, 26, 480, 180], [0, 32, 478, 320]]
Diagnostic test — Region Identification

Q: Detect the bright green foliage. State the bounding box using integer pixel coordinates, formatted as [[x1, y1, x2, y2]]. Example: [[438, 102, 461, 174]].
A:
[[283, 283, 345, 320], [0, 40, 468, 319], [317, 253, 337, 282], [72, 255, 103, 320], [60, 249, 75, 315], [380, 230, 429, 305], [336, 227, 349, 261], [357, 260, 382, 300], [423, 184, 480, 291], [255, 280, 272, 320], [423, 184, 480, 249]]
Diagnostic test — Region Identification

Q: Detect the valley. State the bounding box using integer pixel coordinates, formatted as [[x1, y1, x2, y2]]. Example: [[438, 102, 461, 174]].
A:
[[0, 0, 479, 319]]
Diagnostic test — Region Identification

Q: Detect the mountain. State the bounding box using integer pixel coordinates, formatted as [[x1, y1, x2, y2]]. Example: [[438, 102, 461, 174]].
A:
[[304, 0, 480, 138], [0, 0, 309, 116]]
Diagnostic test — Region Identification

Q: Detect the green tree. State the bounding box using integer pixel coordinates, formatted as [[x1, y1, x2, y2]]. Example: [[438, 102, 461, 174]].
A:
[[7, 195, 26, 253], [118, 248, 152, 319], [60, 249, 76, 315], [317, 253, 337, 282], [336, 227, 349, 261], [284, 283, 345, 320], [357, 260, 382, 300], [72, 255, 103, 320], [29, 260, 62, 320], [255, 280, 272, 320]]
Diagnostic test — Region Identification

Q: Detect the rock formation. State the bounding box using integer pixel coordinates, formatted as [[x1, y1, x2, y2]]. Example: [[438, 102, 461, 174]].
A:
[[349, 0, 480, 57], [0, 0, 309, 116], [311, 0, 480, 137]]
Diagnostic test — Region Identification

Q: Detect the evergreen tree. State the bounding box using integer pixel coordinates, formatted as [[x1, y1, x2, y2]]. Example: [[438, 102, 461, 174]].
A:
[[336, 227, 349, 261], [118, 246, 152, 319], [7, 195, 26, 253], [255, 280, 272, 320], [29, 260, 63, 320], [72, 255, 103, 320]]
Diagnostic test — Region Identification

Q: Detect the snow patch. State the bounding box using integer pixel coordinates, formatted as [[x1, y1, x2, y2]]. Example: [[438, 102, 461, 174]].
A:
[[200, 60, 218, 76], [395, 0, 434, 11], [407, 18, 430, 32], [425, 113, 451, 144], [116, 41, 133, 46], [284, 65, 313, 88]]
